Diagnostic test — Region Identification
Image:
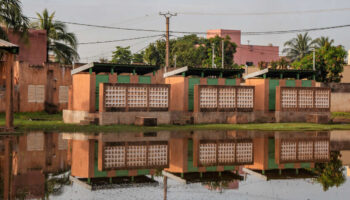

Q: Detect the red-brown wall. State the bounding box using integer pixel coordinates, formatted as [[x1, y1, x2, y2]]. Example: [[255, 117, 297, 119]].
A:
[[7, 29, 47, 66]]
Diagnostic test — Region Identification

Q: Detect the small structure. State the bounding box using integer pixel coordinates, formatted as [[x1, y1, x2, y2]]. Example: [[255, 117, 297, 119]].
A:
[[244, 68, 331, 123], [164, 66, 256, 124], [64, 62, 172, 125]]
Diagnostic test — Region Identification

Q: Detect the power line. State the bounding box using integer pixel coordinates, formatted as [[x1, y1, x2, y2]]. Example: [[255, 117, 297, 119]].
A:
[[78, 34, 164, 45], [29, 16, 350, 36], [178, 7, 350, 16]]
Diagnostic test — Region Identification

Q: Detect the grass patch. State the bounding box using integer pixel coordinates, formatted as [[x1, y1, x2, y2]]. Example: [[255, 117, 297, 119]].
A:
[[1, 112, 350, 133], [331, 112, 350, 119]]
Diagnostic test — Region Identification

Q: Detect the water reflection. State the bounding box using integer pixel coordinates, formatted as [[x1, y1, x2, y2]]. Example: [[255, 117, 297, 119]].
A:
[[1, 131, 349, 199], [0, 133, 70, 199]]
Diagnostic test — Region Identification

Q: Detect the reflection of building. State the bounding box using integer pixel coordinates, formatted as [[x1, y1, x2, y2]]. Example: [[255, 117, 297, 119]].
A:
[[0, 133, 69, 200], [64, 132, 171, 190], [163, 131, 247, 184], [244, 132, 330, 180]]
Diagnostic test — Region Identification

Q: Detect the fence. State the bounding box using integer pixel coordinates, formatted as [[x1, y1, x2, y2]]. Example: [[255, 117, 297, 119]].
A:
[[195, 139, 254, 167], [103, 141, 168, 170], [276, 86, 330, 112], [278, 139, 329, 163], [194, 85, 254, 112], [100, 83, 170, 112]]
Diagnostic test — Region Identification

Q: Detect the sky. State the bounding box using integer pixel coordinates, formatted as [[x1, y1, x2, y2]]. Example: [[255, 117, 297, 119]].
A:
[[22, 0, 350, 63]]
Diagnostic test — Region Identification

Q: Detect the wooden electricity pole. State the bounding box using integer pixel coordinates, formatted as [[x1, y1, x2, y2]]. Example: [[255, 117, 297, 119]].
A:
[[5, 53, 15, 130], [159, 11, 177, 72]]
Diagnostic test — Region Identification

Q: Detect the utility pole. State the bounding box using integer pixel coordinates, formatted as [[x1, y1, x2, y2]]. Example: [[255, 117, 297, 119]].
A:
[[159, 11, 177, 72], [313, 46, 316, 71], [212, 43, 216, 68], [221, 40, 224, 68]]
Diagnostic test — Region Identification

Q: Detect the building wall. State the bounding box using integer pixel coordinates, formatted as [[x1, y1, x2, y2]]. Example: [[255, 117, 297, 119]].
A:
[[0, 61, 72, 112], [7, 29, 47, 66], [207, 29, 279, 66], [341, 65, 350, 83], [71, 73, 96, 112]]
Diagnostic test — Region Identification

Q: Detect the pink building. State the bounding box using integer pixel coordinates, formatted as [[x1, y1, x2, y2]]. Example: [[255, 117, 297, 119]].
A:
[[7, 29, 47, 66], [207, 29, 279, 66]]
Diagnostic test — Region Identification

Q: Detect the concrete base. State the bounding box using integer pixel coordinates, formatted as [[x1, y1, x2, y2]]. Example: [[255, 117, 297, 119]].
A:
[[99, 112, 172, 125], [134, 116, 157, 126], [194, 112, 256, 124], [63, 109, 89, 124], [275, 111, 330, 123]]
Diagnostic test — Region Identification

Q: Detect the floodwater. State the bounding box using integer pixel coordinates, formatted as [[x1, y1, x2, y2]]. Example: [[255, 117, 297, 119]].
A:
[[1, 130, 349, 200]]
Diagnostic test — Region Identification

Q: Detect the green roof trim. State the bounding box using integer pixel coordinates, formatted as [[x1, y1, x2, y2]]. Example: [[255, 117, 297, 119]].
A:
[[244, 68, 316, 80], [72, 62, 160, 75], [164, 66, 244, 78]]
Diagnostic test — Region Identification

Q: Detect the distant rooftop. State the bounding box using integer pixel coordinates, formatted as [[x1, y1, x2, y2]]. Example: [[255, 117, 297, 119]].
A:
[[243, 68, 316, 80], [163, 66, 245, 78], [71, 62, 160, 75]]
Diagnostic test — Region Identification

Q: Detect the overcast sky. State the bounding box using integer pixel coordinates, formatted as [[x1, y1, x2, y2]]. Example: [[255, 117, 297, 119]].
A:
[[22, 0, 350, 62]]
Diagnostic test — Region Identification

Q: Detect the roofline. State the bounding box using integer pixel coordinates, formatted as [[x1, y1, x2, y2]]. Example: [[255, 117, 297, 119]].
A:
[[163, 66, 188, 78], [71, 62, 94, 75], [243, 68, 268, 80]]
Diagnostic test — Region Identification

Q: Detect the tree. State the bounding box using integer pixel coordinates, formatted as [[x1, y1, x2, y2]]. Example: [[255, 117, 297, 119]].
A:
[[144, 42, 162, 66], [314, 36, 334, 49], [202, 35, 237, 68], [143, 34, 237, 68], [99, 57, 109, 63], [132, 51, 144, 63], [0, 0, 29, 40], [314, 151, 346, 191], [111, 46, 132, 64], [292, 43, 346, 82], [282, 33, 315, 62], [34, 9, 79, 64]]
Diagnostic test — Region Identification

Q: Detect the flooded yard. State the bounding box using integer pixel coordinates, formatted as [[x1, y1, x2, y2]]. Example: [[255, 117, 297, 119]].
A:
[[1, 130, 349, 199]]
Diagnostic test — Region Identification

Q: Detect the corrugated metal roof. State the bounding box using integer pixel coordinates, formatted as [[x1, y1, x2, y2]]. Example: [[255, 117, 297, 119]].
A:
[[0, 39, 19, 54]]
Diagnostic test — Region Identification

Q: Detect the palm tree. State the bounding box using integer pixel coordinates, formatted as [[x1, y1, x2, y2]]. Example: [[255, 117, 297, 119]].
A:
[[282, 33, 315, 62], [314, 36, 334, 49], [33, 9, 79, 64], [0, 0, 29, 40]]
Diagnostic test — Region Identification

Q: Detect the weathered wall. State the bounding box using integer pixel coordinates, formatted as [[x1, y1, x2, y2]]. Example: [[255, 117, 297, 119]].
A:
[[0, 61, 72, 112], [322, 82, 350, 112], [7, 29, 47, 66]]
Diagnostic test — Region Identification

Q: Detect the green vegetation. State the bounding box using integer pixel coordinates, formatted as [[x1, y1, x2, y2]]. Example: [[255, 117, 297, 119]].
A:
[[292, 42, 346, 82], [111, 46, 132, 64], [0, 0, 29, 40], [143, 34, 238, 68], [2, 112, 350, 133], [282, 32, 315, 62], [314, 151, 346, 191], [32, 9, 79, 64], [331, 112, 350, 119]]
